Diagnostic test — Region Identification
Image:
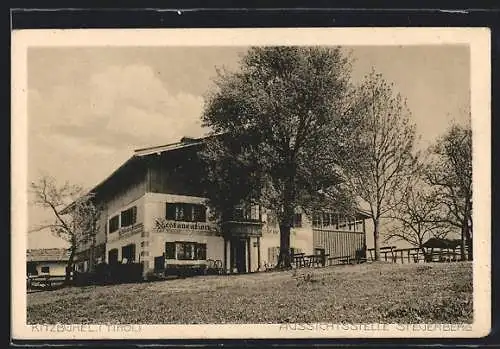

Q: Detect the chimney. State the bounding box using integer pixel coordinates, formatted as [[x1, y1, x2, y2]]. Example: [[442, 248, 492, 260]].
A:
[[180, 137, 197, 143]]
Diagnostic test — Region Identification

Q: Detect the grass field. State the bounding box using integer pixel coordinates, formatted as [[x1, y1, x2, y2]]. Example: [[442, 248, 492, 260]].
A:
[[27, 262, 473, 324]]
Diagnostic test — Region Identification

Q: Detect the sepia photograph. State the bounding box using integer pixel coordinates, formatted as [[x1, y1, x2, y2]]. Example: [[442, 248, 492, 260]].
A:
[[11, 28, 490, 339]]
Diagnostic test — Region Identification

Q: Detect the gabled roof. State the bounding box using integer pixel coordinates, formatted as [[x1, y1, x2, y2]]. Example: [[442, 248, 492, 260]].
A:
[[422, 238, 461, 249], [133, 137, 203, 157], [93, 136, 206, 191], [61, 136, 207, 214], [354, 208, 371, 219], [27, 248, 70, 262]]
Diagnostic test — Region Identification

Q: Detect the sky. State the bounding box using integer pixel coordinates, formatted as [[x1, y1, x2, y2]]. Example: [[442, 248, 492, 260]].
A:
[[26, 45, 470, 249]]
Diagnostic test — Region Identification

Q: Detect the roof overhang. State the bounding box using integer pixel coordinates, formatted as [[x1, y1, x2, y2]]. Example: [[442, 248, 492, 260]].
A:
[[60, 137, 208, 214]]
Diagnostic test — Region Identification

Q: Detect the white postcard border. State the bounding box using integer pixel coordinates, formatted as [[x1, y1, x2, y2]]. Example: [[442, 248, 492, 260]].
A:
[[11, 27, 491, 340]]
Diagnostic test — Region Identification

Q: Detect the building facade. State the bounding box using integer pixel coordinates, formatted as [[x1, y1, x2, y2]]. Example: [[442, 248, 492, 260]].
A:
[[73, 137, 368, 276], [26, 248, 69, 277]]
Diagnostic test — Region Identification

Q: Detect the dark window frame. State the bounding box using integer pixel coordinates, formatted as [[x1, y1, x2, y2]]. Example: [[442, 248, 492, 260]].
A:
[[196, 243, 207, 260], [193, 204, 207, 222], [176, 242, 197, 260], [165, 241, 207, 260], [41, 266, 50, 274], [121, 244, 136, 263], [165, 242, 176, 259], [108, 248, 119, 265], [292, 213, 302, 228], [120, 206, 137, 228], [27, 262, 38, 275], [109, 215, 119, 233], [165, 203, 207, 223]]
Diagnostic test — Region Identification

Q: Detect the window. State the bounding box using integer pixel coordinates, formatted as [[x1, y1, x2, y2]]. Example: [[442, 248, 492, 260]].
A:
[[193, 204, 207, 222], [166, 242, 207, 260], [109, 215, 119, 233], [268, 247, 280, 265], [176, 204, 188, 221], [121, 244, 136, 263], [292, 213, 302, 228], [196, 243, 207, 260], [41, 266, 50, 274], [121, 206, 137, 227], [250, 205, 260, 220], [177, 242, 196, 260], [165, 242, 176, 259], [232, 204, 260, 221], [27, 262, 38, 275], [165, 203, 207, 222], [233, 206, 244, 220], [313, 212, 344, 228], [108, 249, 118, 265]]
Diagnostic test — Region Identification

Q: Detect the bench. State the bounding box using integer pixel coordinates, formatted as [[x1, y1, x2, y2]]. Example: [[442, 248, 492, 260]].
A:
[[328, 255, 351, 266], [291, 253, 309, 268], [305, 254, 330, 267]]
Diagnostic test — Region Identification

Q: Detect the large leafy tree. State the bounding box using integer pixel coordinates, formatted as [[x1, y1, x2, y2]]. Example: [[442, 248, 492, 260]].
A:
[[201, 46, 360, 268], [30, 175, 101, 281], [426, 123, 472, 260], [342, 71, 420, 261]]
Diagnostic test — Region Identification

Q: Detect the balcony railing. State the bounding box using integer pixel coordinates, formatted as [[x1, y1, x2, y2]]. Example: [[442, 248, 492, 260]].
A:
[[222, 220, 263, 238]]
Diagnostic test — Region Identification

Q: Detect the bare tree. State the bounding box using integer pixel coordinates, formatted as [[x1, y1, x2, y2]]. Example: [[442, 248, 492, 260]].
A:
[[30, 175, 100, 282], [426, 123, 472, 260], [343, 71, 419, 261], [385, 182, 452, 258]]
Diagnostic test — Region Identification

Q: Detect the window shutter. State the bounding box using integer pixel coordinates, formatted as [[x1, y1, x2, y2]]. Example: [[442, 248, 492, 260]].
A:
[[166, 203, 176, 220], [165, 242, 176, 259], [132, 206, 137, 225], [109, 215, 119, 233]]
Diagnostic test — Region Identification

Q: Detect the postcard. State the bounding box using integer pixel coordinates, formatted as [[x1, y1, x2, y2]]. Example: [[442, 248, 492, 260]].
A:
[[11, 27, 491, 340]]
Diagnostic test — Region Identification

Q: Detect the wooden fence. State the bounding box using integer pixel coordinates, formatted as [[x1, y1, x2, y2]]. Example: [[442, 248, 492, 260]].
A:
[[313, 229, 365, 262], [367, 246, 469, 264]]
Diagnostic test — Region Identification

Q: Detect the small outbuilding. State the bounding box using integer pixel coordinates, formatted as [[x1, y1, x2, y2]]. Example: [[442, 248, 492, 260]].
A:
[[26, 248, 70, 277]]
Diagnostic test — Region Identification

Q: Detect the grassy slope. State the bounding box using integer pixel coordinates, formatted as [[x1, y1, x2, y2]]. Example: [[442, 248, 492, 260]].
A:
[[27, 262, 472, 324]]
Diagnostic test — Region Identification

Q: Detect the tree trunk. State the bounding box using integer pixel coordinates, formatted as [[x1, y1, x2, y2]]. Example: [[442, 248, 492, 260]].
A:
[[89, 245, 94, 272], [65, 247, 76, 284], [465, 222, 473, 261], [460, 218, 467, 261], [277, 170, 295, 270], [277, 224, 292, 269], [419, 246, 428, 263], [373, 218, 381, 261]]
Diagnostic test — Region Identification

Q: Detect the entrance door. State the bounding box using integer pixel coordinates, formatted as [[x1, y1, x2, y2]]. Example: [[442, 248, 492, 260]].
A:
[[232, 239, 247, 273]]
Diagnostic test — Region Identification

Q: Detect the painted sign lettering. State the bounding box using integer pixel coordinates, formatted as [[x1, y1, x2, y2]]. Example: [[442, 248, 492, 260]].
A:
[[154, 218, 214, 232]]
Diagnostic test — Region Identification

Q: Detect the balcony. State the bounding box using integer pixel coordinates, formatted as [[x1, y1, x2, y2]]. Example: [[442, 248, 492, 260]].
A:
[[221, 220, 263, 238]]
